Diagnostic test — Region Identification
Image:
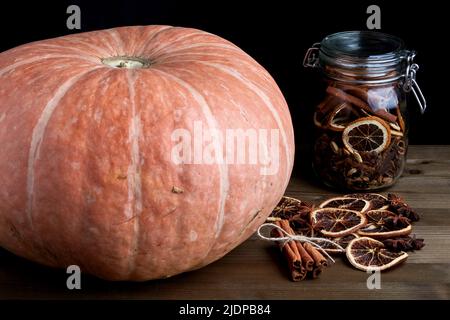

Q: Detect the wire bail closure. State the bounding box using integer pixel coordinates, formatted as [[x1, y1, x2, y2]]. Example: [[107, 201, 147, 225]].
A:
[[303, 43, 321, 68], [403, 52, 427, 113]]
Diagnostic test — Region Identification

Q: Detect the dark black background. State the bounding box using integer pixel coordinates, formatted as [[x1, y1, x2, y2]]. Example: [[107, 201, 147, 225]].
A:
[[0, 0, 445, 146], [0, 1, 448, 305]]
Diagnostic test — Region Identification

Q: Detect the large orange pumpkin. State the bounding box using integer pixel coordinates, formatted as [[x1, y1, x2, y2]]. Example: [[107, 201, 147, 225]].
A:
[[0, 26, 294, 280]]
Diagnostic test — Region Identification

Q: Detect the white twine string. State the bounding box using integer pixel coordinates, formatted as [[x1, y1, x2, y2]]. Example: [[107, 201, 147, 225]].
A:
[[257, 223, 345, 264]]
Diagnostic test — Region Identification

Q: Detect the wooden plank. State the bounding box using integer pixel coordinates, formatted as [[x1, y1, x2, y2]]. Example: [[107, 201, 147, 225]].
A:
[[1, 243, 448, 300], [405, 160, 450, 178], [0, 145, 450, 299], [407, 145, 450, 160]]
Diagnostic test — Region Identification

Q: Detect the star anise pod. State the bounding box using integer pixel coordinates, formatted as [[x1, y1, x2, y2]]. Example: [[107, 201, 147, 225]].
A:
[[384, 215, 411, 229], [388, 193, 420, 222], [268, 196, 316, 236], [382, 235, 425, 252], [270, 196, 313, 220], [288, 211, 311, 225], [287, 203, 314, 236], [289, 216, 315, 237]]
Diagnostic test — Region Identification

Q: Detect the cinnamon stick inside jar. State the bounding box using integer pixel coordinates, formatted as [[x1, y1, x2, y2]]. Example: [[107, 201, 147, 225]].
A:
[[326, 86, 397, 123], [303, 31, 420, 191]]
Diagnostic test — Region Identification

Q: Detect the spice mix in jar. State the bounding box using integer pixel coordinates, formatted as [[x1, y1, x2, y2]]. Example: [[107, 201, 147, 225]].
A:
[[304, 31, 426, 190]]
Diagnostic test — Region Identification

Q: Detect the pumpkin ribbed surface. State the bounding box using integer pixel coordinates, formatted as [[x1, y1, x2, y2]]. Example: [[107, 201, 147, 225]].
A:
[[0, 26, 294, 280]]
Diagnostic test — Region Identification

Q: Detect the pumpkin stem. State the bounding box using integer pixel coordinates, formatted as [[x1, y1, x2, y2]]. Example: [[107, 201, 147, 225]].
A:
[[101, 56, 150, 69]]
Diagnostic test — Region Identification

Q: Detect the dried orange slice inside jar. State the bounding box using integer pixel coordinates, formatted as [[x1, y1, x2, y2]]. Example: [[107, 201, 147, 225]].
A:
[[304, 31, 427, 190]]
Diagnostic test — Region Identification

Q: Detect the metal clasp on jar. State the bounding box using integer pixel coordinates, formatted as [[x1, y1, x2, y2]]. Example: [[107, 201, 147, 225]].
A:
[[303, 43, 321, 68], [403, 51, 427, 113]]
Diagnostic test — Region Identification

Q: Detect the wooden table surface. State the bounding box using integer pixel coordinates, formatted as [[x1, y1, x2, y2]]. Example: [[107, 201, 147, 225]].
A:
[[1, 145, 449, 299]]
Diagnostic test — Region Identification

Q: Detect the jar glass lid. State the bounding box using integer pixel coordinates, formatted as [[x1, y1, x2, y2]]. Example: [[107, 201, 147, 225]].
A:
[[318, 31, 410, 76], [320, 31, 405, 61], [303, 31, 427, 112]]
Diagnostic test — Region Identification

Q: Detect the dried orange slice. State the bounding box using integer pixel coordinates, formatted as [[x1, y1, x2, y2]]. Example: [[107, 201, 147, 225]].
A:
[[336, 233, 359, 249], [358, 210, 412, 239], [317, 233, 359, 254], [314, 111, 328, 128], [311, 208, 366, 237], [327, 102, 360, 131], [346, 237, 408, 271], [319, 197, 371, 213], [344, 193, 390, 210], [342, 116, 391, 154]]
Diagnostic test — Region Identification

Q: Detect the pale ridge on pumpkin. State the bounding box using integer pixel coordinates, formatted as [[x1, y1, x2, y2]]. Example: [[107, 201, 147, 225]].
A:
[[26, 68, 101, 228], [155, 43, 241, 59], [135, 26, 177, 57], [156, 52, 248, 65], [140, 28, 207, 57], [93, 32, 123, 55], [200, 61, 291, 184], [152, 68, 230, 241], [33, 43, 108, 60], [125, 71, 144, 274], [154, 56, 273, 95], [0, 55, 97, 77], [63, 38, 112, 57], [108, 29, 127, 56]]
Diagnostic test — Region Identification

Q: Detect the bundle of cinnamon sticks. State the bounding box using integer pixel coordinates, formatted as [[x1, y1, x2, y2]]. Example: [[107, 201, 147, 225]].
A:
[[271, 220, 328, 281]]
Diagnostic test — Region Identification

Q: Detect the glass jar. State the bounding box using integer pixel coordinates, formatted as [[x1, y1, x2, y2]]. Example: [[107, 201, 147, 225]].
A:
[[304, 31, 426, 190]]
